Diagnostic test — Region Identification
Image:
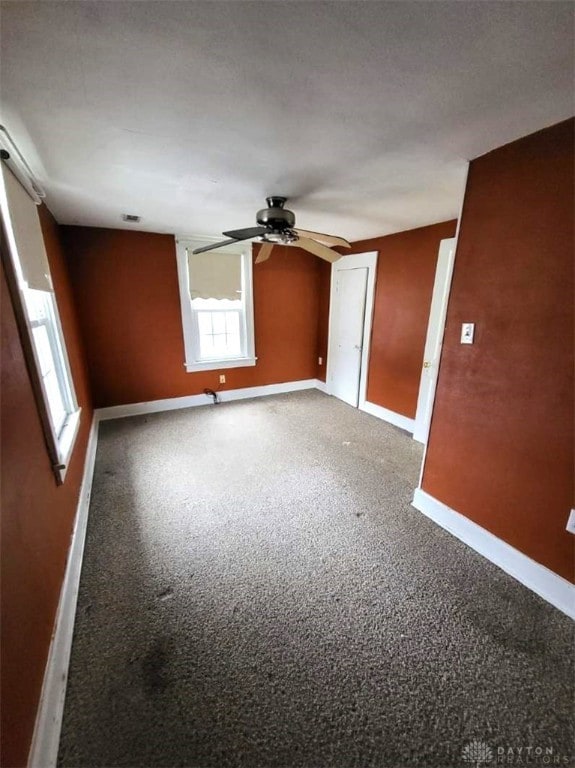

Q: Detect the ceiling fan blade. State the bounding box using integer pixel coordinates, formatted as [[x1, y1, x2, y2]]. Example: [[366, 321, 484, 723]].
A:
[[255, 243, 274, 263], [192, 238, 249, 254], [294, 237, 343, 263], [222, 226, 268, 240], [294, 228, 351, 248]]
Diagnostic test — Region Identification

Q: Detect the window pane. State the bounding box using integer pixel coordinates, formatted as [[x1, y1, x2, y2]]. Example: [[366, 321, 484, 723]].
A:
[[197, 312, 213, 336], [43, 367, 67, 435], [225, 311, 240, 335], [195, 308, 244, 360], [32, 325, 54, 377], [199, 334, 216, 358], [226, 333, 241, 356], [212, 334, 228, 356], [32, 324, 67, 434], [211, 312, 226, 334], [23, 289, 48, 322]]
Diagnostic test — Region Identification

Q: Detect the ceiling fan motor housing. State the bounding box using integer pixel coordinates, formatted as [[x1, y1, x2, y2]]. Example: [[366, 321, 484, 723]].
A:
[[257, 196, 295, 231]]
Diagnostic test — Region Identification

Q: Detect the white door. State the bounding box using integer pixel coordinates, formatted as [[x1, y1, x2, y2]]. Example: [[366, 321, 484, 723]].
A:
[[413, 237, 456, 444], [329, 267, 368, 407]]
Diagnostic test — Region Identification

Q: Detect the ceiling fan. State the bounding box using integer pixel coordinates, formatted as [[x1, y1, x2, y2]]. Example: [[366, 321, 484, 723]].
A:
[[191, 197, 351, 263]]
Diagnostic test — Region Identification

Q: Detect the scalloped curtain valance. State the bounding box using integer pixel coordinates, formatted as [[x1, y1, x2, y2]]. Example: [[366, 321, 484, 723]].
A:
[[187, 249, 242, 301]]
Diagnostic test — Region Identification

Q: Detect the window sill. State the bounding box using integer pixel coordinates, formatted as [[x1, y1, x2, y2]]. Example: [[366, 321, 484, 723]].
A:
[[184, 357, 257, 373], [55, 408, 82, 483]]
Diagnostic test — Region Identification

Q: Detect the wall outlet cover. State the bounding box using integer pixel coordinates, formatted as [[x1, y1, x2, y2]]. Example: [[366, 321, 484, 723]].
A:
[[219, 375, 226, 384], [461, 323, 475, 344]]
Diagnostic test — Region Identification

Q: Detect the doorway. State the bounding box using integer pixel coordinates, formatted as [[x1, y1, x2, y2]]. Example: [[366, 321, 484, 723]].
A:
[[327, 252, 377, 408], [413, 237, 456, 443]]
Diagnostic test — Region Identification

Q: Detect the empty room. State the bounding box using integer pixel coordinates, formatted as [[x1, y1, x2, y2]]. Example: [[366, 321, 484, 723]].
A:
[[1, 2, 573, 767]]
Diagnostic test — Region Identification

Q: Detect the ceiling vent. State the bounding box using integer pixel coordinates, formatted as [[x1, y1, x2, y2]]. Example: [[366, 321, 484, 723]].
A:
[[122, 213, 141, 223]]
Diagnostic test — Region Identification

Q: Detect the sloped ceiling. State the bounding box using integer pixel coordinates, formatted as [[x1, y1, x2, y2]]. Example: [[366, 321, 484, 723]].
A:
[[0, 1, 573, 240]]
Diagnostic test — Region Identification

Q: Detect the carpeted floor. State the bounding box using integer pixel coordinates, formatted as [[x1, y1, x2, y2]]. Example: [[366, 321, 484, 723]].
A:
[[58, 390, 574, 768]]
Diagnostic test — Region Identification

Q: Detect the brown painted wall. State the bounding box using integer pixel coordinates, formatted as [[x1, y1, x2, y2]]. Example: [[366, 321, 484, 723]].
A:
[[316, 221, 457, 415], [61, 229, 323, 407], [315, 260, 331, 382], [422, 119, 574, 582], [1, 207, 93, 767]]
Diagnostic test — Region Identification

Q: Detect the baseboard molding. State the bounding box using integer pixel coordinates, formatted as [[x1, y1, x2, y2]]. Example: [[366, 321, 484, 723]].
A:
[[28, 416, 99, 768], [96, 378, 321, 421], [360, 400, 415, 434], [412, 488, 575, 620], [314, 378, 328, 393], [26, 398, 574, 768]]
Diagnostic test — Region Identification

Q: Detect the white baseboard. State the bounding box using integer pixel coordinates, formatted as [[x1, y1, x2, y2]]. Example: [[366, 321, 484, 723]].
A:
[[26, 397, 574, 768], [96, 378, 321, 421], [28, 416, 99, 768], [360, 400, 415, 434], [412, 488, 575, 620], [314, 378, 328, 393]]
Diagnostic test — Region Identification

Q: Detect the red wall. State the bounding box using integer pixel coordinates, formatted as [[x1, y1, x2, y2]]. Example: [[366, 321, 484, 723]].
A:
[[1, 207, 93, 767], [422, 119, 574, 581], [61, 230, 324, 407], [316, 220, 457, 415], [315, 260, 331, 382]]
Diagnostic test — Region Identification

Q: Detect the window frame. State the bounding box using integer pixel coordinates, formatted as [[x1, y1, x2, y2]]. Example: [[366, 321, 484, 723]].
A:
[[26, 289, 81, 466], [175, 236, 256, 373], [0, 180, 81, 484]]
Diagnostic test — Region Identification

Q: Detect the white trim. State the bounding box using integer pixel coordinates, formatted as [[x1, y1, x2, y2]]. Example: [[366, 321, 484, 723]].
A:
[[412, 488, 575, 620], [95, 379, 320, 421], [174, 236, 256, 373], [0, 124, 46, 203], [418, 163, 469, 482], [413, 237, 457, 444], [28, 416, 99, 768], [184, 356, 256, 373], [56, 407, 82, 483], [26, 389, 573, 768], [326, 251, 377, 409], [360, 399, 415, 433]]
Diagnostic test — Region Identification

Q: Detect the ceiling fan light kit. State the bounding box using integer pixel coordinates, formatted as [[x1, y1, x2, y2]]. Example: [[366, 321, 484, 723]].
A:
[[192, 196, 351, 263]]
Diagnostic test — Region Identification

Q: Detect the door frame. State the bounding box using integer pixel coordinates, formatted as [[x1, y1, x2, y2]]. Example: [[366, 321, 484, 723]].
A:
[[326, 251, 378, 409], [413, 237, 457, 444]]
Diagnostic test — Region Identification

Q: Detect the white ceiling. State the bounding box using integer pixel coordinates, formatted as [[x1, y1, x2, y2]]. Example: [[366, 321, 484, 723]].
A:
[[0, 1, 573, 241]]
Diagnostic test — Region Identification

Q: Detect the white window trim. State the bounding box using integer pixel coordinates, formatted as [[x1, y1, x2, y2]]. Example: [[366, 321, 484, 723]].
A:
[[175, 236, 256, 373], [56, 408, 82, 481], [0, 160, 81, 484], [14, 288, 82, 483], [46, 290, 82, 480]]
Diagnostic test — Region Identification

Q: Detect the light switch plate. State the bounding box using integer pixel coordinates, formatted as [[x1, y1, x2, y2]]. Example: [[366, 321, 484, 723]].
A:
[[461, 323, 475, 344]]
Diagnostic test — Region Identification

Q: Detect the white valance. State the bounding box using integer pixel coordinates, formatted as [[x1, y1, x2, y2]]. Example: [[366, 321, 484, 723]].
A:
[[187, 249, 242, 301], [1, 162, 52, 292]]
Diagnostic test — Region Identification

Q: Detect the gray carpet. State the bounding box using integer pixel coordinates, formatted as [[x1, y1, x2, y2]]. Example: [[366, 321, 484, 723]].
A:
[[58, 390, 574, 768]]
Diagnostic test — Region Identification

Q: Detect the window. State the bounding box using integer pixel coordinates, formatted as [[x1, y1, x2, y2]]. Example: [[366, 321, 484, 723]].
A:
[[24, 289, 77, 437], [175, 238, 256, 372], [0, 159, 81, 481]]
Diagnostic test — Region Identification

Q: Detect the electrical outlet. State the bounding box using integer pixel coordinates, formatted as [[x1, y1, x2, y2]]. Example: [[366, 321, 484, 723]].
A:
[[566, 509, 575, 535], [318, 357, 323, 366], [219, 374, 226, 384]]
